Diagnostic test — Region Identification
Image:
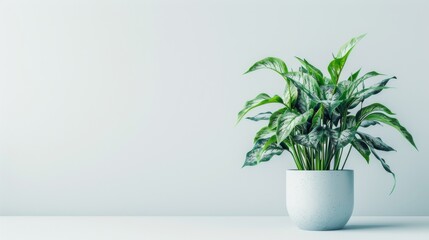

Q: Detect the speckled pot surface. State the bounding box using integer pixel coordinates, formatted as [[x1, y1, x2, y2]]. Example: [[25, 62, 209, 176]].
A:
[[286, 170, 354, 231]]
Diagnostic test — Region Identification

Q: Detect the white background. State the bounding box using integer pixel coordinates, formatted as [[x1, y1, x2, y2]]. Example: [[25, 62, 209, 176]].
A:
[[0, 0, 427, 215]]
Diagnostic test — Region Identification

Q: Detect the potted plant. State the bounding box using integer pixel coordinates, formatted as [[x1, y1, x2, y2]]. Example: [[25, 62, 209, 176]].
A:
[[237, 35, 417, 231]]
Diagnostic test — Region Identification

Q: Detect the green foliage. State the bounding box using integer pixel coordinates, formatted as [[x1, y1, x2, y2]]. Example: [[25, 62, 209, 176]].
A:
[[236, 93, 283, 124], [244, 57, 288, 75], [237, 35, 417, 193], [276, 109, 314, 144]]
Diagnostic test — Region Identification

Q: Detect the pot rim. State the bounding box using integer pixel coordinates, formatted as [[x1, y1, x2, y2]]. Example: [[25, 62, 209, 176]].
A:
[[287, 169, 353, 172]]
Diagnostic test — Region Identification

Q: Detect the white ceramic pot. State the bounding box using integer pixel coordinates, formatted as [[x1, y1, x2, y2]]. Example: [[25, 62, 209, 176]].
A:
[[286, 170, 354, 231]]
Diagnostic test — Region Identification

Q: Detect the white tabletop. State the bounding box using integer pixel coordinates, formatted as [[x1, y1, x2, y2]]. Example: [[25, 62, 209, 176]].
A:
[[0, 216, 428, 240]]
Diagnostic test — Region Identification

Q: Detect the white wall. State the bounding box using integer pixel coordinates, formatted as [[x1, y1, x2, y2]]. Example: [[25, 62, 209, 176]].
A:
[[0, 0, 428, 215]]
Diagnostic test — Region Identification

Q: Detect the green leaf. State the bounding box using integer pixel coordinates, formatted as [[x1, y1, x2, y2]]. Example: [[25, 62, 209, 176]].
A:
[[349, 77, 395, 108], [268, 108, 286, 128], [323, 76, 333, 85], [295, 89, 310, 114], [356, 103, 395, 123], [284, 71, 321, 114], [284, 72, 321, 101], [346, 115, 357, 128], [258, 144, 284, 163], [320, 84, 336, 100], [243, 138, 283, 167], [317, 100, 343, 114], [331, 109, 342, 126], [328, 34, 366, 84], [253, 126, 275, 143], [336, 34, 366, 58], [237, 93, 284, 124], [361, 77, 395, 98], [370, 148, 396, 194], [259, 135, 290, 159], [261, 135, 278, 152], [351, 71, 384, 91], [329, 128, 356, 149], [360, 120, 381, 128], [311, 105, 324, 129], [295, 57, 324, 84], [357, 132, 395, 152], [276, 109, 314, 144], [244, 57, 288, 75], [283, 83, 298, 107], [246, 112, 272, 121], [333, 85, 350, 112], [328, 51, 351, 84], [351, 138, 370, 163], [364, 112, 417, 149], [347, 69, 361, 82], [337, 81, 353, 101], [293, 126, 325, 148], [342, 69, 362, 98]]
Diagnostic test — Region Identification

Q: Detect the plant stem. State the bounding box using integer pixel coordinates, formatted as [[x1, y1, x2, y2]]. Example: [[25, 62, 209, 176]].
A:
[[303, 147, 312, 169], [293, 144, 305, 170], [324, 139, 329, 169], [341, 145, 353, 170], [290, 145, 303, 170], [334, 148, 344, 170], [334, 151, 339, 170]]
